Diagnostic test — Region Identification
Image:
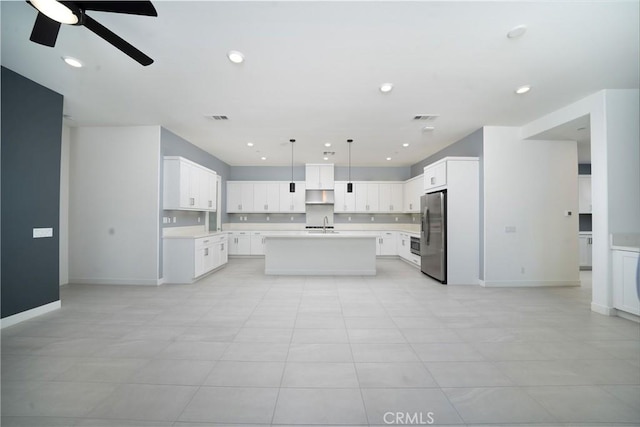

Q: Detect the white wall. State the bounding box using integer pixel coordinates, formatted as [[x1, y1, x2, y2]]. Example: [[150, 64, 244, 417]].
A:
[[59, 125, 70, 286], [521, 89, 639, 315], [605, 90, 640, 234], [482, 126, 579, 286], [69, 126, 161, 285]]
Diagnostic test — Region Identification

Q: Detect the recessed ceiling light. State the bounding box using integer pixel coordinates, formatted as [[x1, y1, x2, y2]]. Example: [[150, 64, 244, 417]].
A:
[[402, 143, 409, 147], [261, 156, 266, 160], [62, 56, 83, 68], [515, 85, 531, 94], [247, 142, 254, 147], [386, 157, 392, 161], [323, 157, 329, 161], [324, 143, 332, 147], [227, 50, 244, 64], [423, 126, 435, 131], [507, 25, 527, 39], [379, 83, 394, 93]]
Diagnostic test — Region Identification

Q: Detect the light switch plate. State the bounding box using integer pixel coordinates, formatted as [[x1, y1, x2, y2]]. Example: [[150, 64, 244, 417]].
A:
[[33, 228, 53, 238]]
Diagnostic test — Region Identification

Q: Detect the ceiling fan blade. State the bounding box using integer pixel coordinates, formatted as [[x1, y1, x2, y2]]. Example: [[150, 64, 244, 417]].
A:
[[29, 12, 61, 47], [83, 14, 153, 66], [74, 1, 157, 17]]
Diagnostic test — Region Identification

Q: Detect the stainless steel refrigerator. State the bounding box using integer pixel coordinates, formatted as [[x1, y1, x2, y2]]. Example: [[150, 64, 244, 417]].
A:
[[421, 191, 447, 283]]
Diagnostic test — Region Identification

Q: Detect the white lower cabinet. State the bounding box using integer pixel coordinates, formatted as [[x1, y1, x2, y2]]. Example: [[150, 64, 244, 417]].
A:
[[612, 249, 640, 316], [398, 232, 420, 268], [228, 232, 251, 255], [163, 233, 227, 284], [250, 232, 267, 255], [378, 231, 397, 256], [579, 234, 593, 268]]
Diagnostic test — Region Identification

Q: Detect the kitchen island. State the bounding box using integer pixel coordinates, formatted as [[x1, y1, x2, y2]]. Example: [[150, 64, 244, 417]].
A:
[[264, 233, 377, 275]]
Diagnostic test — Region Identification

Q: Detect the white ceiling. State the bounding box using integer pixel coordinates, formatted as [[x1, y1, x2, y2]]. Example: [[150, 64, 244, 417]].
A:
[[1, 1, 638, 167]]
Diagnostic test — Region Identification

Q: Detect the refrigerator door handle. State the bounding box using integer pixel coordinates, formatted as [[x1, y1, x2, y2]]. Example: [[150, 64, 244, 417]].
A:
[[426, 208, 431, 245]]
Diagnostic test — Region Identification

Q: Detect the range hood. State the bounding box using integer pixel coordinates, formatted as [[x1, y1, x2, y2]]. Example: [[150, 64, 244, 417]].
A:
[[305, 189, 334, 205]]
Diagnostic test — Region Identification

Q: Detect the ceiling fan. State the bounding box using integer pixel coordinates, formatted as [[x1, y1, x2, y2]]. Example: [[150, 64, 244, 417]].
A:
[[27, 0, 157, 66]]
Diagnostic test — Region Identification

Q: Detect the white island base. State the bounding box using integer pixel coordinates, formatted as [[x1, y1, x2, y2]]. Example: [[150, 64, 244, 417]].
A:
[[265, 234, 377, 275]]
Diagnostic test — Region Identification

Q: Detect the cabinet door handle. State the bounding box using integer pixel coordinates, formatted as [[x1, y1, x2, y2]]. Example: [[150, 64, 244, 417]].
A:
[[238, 204, 242, 210], [209, 200, 212, 207], [190, 197, 195, 206], [264, 204, 268, 210], [203, 240, 209, 243], [204, 248, 209, 256], [390, 205, 393, 211], [430, 177, 435, 185]]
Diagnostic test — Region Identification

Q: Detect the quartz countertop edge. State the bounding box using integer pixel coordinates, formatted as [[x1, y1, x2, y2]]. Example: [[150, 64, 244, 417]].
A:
[[163, 231, 227, 240], [611, 245, 640, 253]]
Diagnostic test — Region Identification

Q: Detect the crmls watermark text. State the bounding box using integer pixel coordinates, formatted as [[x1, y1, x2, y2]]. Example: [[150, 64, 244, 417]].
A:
[[383, 411, 435, 425]]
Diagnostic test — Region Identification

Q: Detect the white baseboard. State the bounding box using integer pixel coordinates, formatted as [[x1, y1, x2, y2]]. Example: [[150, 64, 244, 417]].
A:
[[591, 302, 616, 316], [1, 300, 61, 329], [69, 277, 161, 286], [616, 310, 640, 323], [481, 280, 581, 288]]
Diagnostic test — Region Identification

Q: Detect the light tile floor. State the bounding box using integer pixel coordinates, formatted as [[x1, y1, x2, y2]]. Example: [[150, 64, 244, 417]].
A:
[[2, 259, 639, 426]]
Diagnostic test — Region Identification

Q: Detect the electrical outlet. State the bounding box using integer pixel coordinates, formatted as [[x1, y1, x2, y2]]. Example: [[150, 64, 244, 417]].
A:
[[395, 217, 398, 222], [197, 217, 201, 223], [371, 216, 375, 222], [266, 216, 270, 221], [173, 217, 177, 223], [348, 217, 351, 221], [33, 227, 53, 238], [290, 216, 294, 221]]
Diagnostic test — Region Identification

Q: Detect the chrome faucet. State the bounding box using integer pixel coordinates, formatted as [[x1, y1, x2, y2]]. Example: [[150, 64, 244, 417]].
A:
[[323, 216, 329, 233]]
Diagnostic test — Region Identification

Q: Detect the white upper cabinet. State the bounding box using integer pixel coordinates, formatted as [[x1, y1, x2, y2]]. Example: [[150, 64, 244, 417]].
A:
[[379, 183, 403, 212], [424, 160, 447, 192], [355, 182, 379, 212], [279, 182, 306, 212], [164, 156, 217, 211], [306, 164, 335, 190], [334, 181, 356, 213], [227, 182, 254, 212], [578, 175, 592, 213], [253, 182, 280, 212], [404, 174, 423, 212]]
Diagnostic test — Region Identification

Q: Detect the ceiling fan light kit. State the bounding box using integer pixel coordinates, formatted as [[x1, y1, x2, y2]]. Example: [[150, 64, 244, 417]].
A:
[[27, 0, 158, 66]]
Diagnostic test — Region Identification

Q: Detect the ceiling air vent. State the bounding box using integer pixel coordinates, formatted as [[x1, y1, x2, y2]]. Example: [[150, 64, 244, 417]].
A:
[[413, 114, 439, 121], [208, 115, 229, 120]]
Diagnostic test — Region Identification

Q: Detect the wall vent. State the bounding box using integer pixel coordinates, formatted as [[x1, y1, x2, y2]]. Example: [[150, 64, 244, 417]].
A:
[[413, 114, 439, 121], [208, 115, 229, 120]]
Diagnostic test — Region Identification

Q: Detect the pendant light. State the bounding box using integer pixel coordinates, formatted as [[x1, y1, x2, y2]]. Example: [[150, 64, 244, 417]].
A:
[[289, 139, 296, 192], [347, 139, 353, 193]]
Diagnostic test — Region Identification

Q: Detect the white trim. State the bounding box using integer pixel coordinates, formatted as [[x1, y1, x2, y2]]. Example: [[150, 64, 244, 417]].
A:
[[1, 301, 61, 329], [591, 301, 616, 316], [481, 280, 581, 288], [68, 278, 161, 286]]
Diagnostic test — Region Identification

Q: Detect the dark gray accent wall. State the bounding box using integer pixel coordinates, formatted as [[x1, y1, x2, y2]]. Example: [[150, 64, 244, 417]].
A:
[[1, 67, 62, 318], [410, 128, 483, 177], [160, 128, 231, 224]]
